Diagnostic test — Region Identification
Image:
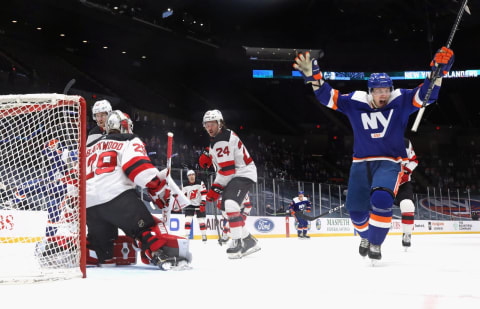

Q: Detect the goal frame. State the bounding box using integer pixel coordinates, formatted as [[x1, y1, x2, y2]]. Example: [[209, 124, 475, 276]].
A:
[[0, 93, 87, 282]]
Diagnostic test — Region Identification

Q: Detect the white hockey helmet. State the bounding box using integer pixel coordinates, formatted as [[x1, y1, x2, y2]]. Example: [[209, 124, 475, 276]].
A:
[[202, 109, 223, 127], [187, 170, 195, 176], [105, 110, 133, 134], [92, 100, 112, 116]]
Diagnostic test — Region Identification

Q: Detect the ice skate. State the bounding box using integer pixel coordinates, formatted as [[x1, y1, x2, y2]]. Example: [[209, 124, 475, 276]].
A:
[[226, 239, 243, 259], [359, 238, 369, 258], [202, 235, 207, 243], [368, 244, 382, 265], [402, 233, 411, 251], [241, 234, 261, 257], [302, 234, 311, 239], [298, 234, 304, 239]]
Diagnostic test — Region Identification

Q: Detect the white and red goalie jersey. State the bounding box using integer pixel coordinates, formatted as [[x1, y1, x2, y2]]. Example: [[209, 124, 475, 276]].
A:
[[86, 134, 167, 207], [208, 129, 257, 187]]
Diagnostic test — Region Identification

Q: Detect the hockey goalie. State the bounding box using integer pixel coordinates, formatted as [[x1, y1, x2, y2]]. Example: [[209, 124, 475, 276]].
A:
[[86, 110, 192, 270]]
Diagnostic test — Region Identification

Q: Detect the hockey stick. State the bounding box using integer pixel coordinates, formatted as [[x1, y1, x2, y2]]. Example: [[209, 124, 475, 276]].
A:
[[203, 168, 224, 245], [63, 79, 76, 95], [294, 204, 345, 221], [411, 0, 470, 132]]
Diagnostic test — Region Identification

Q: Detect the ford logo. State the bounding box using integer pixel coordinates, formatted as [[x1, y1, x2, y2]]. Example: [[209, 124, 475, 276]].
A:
[[254, 218, 275, 233]]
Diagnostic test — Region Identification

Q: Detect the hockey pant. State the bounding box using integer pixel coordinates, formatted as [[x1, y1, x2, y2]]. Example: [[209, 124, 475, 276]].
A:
[[346, 161, 401, 245], [219, 177, 254, 240], [87, 189, 190, 265]]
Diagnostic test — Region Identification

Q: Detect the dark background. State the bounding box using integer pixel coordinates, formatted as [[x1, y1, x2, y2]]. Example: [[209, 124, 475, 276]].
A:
[[1, 0, 480, 188]]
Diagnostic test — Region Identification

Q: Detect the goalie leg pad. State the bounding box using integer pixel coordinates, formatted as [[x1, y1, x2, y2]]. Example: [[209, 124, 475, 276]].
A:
[[113, 236, 137, 265]]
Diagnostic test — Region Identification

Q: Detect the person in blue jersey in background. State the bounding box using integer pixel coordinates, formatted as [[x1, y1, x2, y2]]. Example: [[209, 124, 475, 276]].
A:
[[289, 191, 312, 239], [293, 47, 454, 262]]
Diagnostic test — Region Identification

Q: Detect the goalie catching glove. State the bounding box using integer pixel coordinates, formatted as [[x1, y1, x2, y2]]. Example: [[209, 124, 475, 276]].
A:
[[146, 176, 170, 209], [430, 46, 454, 77], [293, 51, 323, 84]]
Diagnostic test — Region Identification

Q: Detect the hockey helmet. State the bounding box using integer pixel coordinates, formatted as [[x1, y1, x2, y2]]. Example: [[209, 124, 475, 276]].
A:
[[106, 110, 133, 134], [368, 73, 393, 93], [187, 170, 195, 176], [92, 100, 112, 116], [298, 191, 304, 195], [203, 109, 223, 127]]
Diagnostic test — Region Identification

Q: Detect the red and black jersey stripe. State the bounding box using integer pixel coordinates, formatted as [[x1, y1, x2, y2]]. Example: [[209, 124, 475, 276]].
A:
[[218, 160, 235, 176], [123, 156, 155, 182]]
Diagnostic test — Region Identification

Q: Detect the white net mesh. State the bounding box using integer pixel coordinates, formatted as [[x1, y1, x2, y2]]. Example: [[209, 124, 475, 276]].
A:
[[0, 94, 85, 283]]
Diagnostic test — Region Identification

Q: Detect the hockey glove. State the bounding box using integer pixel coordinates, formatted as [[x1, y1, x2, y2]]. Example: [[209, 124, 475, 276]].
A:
[[146, 177, 170, 209], [430, 46, 454, 77], [199, 200, 206, 213], [206, 184, 223, 202], [293, 52, 323, 84], [400, 166, 412, 185], [199, 147, 212, 169]]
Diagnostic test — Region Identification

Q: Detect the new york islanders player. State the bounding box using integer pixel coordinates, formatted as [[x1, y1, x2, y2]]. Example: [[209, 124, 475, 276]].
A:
[[394, 138, 418, 250], [86, 110, 191, 270], [182, 170, 208, 242], [202, 109, 260, 258], [293, 46, 453, 262], [87, 99, 112, 145], [289, 191, 312, 239], [13, 139, 78, 237]]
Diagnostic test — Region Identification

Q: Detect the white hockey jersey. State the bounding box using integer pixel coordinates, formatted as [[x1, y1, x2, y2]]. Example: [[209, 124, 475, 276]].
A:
[[86, 134, 165, 208], [208, 129, 257, 187], [182, 180, 207, 206], [403, 139, 418, 182]]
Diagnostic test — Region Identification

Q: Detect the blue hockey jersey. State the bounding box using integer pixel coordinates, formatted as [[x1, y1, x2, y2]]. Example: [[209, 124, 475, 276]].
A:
[[289, 197, 312, 213], [314, 78, 440, 162]]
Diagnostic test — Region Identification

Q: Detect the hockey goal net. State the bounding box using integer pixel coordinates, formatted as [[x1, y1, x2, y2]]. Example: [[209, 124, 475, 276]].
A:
[[0, 94, 86, 283]]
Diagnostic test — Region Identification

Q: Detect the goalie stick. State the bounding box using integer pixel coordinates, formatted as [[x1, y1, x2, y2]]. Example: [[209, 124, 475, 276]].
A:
[[411, 0, 470, 132], [294, 204, 345, 221]]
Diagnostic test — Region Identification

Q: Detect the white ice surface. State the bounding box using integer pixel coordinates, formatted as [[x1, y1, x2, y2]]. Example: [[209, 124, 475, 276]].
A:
[[2, 234, 480, 309]]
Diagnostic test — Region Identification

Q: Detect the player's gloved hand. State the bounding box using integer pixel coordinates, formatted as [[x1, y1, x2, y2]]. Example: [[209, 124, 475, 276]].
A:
[[199, 200, 206, 213], [293, 51, 323, 84], [146, 176, 170, 209], [199, 147, 212, 169], [306, 208, 311, 213], [430, 46, 454, 77], [206, 184, 223, 202], [400, 166, 412, 185]]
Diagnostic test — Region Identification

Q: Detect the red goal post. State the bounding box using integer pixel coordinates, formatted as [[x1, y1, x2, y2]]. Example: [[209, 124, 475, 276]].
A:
[[0, 93, 86, 283]]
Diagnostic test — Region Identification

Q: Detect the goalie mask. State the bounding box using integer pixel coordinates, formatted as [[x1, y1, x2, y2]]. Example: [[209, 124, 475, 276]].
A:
[[106, 110, 133, 134], [92, 99, 112, 116], [202, 109, 223, 127]]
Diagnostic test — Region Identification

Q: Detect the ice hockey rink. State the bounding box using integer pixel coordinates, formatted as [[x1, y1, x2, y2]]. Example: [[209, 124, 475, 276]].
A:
[[2, 233, 480, 309]]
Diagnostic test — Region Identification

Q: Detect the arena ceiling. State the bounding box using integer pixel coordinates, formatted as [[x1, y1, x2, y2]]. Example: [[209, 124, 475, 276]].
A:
[[1, 0, 479, 133]]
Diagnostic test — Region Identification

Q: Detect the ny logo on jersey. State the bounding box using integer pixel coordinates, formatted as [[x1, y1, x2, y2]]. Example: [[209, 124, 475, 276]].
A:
[[360, 110, 394, 138]]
